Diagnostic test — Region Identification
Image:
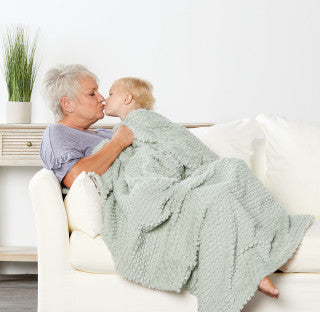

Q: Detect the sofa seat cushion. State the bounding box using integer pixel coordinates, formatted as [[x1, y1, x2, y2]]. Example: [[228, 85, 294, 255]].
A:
[[70, 220, 320, 274], [279, 219, 320, 273]]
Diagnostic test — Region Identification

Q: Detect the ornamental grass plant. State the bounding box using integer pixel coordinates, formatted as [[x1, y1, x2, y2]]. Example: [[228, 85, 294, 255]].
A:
[[3, 25, 39, 102]]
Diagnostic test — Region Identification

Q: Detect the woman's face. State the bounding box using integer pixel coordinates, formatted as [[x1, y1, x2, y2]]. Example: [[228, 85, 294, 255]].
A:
[[104, 81, 126, 118], [69, 76, 105, 123]]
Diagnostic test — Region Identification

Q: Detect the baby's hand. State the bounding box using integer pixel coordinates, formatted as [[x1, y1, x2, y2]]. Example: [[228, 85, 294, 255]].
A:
[[113, 125, 135, 149]]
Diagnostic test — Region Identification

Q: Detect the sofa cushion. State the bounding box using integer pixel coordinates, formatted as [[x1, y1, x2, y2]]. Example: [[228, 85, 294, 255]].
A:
[[70, 230, 116, 273], [64, 171, 103, 238], [250, 137, 267, 185], [188, 118, 259, 169], [279, 219, 320, 273], [69, 220, 320, 274], [256, 113, 320, 217]]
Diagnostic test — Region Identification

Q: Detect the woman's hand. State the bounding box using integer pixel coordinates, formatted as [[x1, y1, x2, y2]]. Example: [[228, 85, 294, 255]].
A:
[[112, 125, 135, 149], [62, 125, 134, 189]]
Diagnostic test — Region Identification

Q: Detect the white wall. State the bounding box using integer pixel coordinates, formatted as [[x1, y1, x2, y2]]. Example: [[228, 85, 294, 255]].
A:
[[0, 0, 320, 273]]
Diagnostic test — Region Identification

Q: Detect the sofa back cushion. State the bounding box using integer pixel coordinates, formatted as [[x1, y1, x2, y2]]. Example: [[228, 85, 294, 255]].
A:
[[188, 118, 259, 169], [251, 137, 267, 185], [256, 113, 320, 217]]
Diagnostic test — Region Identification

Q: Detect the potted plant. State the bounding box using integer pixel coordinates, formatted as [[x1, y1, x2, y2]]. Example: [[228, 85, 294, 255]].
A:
[[3, 25, 39, 123]]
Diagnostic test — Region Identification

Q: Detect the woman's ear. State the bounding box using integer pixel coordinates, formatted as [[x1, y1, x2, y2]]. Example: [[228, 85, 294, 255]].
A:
[[60, 96, 73, 114]]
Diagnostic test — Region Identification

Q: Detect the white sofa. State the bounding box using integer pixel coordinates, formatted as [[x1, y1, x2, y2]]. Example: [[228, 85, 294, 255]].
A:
[[29, 114, 320, 312]]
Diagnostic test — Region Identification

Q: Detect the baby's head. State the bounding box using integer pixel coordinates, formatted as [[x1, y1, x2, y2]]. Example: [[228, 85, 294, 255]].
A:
[[117, 77, 155, 110], [105, 77, 155, 120]]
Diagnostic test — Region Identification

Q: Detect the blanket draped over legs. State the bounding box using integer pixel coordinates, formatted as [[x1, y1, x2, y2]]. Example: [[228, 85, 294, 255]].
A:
[[88, 109, 314, 312]]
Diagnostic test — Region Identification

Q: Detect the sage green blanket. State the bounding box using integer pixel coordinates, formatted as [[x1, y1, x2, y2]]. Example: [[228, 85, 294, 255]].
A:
[[88, 108, 314, 312]]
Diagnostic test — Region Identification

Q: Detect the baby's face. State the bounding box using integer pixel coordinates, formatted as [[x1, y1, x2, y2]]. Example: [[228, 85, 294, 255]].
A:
[[104, 81, 126, 117]]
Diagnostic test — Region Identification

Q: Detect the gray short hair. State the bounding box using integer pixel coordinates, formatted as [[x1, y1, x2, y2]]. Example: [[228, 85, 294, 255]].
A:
[[42, 64, 98, 121]]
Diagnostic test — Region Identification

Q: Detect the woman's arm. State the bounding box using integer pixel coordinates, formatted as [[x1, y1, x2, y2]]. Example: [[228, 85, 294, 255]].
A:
[[62, 125, 134, 188]]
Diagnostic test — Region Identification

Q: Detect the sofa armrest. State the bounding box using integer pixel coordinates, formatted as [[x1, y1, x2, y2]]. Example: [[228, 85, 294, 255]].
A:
[[29, 168, 72, 273]]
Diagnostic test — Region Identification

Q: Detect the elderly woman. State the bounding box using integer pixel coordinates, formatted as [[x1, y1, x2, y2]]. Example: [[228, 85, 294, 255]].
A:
[[40, 64, 140, 190], [40, 64, 279, 300]]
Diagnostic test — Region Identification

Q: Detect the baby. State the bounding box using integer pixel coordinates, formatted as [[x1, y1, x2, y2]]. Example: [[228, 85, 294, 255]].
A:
[[104, 76, 280, 299]]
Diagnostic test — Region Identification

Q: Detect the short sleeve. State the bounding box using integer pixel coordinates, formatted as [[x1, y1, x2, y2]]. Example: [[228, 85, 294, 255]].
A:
[[50, 150, 84, 183], [41, 148, 85, 183], [40, 123, 110, 184], [40, 126, 85, 183]]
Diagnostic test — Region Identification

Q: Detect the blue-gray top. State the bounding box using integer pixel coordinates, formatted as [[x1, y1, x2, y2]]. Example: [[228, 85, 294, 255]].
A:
[[40, 123, 113, 186]]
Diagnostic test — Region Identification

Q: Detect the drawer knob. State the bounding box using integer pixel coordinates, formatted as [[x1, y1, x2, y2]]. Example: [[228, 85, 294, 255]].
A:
[[27, 141, 32, 147]]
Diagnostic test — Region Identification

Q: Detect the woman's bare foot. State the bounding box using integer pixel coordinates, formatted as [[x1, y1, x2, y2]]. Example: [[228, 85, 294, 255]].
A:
[[258, 275, 280, 299]]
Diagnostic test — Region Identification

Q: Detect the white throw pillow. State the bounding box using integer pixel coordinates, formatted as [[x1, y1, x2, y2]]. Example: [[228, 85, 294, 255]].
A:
[[256, 113, 320, 217], [188, 118, 260, 169], [70, 230, 116, 273], [64, 171, 103, 238]]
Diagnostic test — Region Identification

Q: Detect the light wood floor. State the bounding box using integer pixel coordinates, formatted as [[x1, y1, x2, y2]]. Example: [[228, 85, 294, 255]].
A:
[[0, 274, 37, 312]]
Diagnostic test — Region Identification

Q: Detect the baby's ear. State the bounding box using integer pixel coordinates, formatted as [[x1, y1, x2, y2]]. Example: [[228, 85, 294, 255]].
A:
[[125, 93, 133, 104]]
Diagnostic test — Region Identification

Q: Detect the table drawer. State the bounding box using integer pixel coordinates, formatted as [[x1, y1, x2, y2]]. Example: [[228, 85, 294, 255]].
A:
[[0, 130, 44, 160]]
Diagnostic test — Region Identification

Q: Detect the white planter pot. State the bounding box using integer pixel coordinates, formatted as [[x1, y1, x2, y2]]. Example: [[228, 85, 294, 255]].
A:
[[6, 101, 32, 124]]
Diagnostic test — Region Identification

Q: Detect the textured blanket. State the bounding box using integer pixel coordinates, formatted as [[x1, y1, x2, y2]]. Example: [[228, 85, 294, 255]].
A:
[[88, 108, 314, 312]]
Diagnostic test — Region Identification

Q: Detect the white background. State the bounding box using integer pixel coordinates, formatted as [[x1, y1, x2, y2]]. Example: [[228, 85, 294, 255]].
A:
[[0, 0, 320, 273]]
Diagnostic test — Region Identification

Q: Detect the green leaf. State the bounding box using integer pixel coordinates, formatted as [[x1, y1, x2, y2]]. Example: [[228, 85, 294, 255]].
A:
[[2, 25, 39, 102]]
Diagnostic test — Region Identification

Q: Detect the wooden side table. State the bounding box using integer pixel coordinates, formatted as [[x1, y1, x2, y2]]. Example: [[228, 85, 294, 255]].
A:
[[0, 124, 48, 262]]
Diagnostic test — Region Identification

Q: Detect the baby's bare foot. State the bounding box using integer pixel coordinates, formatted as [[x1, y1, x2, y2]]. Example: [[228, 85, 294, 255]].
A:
[[258, 275, 280, 299]]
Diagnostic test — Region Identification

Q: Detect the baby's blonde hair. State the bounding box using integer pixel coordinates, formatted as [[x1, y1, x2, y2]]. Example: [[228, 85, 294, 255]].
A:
[[116, 77, 155, 110]]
